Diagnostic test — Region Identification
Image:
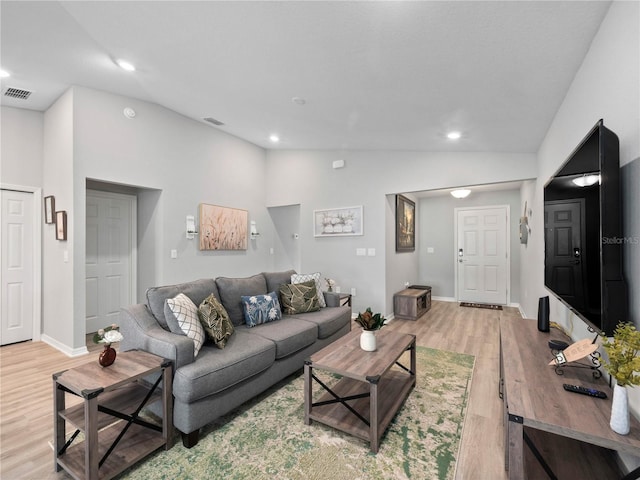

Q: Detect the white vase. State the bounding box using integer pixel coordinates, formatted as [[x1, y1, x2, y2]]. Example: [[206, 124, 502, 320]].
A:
[[610, 383, 630, 435], [360, 330, 376, 351]]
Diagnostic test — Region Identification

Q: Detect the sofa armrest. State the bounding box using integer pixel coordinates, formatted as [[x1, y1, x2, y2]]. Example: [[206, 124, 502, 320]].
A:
[[119, 304, 195, 369], [323, 291, 343, 308]]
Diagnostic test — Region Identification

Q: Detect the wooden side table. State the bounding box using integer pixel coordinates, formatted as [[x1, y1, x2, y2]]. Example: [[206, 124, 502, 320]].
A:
[[53, 350, 173, 480]]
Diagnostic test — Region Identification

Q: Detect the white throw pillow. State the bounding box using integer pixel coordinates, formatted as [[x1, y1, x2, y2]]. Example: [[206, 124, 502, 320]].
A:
[[291, 272, 326, 308], [165, 293, 205, 356]]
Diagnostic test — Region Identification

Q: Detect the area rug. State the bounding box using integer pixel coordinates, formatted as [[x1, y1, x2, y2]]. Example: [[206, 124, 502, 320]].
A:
[[122, 346, 475, 480], [460, 302, 503, 310]]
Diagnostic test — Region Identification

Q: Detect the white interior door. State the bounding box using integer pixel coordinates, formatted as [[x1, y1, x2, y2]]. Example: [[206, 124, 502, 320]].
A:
[[456, 206, 509, 305], [86, 190, 136, 333], [1, 190, 34, 345]]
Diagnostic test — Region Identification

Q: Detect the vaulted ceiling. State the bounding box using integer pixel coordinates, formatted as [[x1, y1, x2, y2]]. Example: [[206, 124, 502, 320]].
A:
[[1, 1, 611, 152]]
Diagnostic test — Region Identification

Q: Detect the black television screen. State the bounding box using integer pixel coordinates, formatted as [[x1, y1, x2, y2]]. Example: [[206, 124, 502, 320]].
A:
[[543, 119, 627, 336]]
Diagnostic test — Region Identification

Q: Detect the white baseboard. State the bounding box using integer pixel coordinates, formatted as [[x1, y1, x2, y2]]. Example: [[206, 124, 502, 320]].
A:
[[433, 296, 456, 302], [41, 334, 89, 357]]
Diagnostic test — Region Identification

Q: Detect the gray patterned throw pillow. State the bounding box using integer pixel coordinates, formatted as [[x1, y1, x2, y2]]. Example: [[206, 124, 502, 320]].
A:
[[165, 293, 205, 356]]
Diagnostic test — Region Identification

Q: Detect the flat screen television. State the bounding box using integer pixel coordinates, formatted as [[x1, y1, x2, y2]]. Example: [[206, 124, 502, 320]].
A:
[[543, 119, 627, 336]]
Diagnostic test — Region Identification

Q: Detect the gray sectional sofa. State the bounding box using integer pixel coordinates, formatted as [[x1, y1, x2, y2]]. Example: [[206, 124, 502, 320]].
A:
[[119, 270, 351, 447]]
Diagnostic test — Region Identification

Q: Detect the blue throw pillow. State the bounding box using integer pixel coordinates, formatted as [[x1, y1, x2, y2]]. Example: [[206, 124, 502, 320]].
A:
[[241, 291, 282, 327]]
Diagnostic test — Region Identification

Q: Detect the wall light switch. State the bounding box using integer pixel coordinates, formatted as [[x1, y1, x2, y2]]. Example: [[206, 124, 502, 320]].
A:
[[356, 248, 366, 256], [427, 247, 435, 253], [367, 248, 376, 256], [171, 249, 178, 259]]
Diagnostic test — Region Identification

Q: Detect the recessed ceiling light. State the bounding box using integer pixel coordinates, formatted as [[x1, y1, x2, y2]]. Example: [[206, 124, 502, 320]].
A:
[[269, 134, 280, 143], [447, 131, 462, 140], [116, 59, 136, 72], [451, 189, 471, 199], [0, 69, 10, 78]]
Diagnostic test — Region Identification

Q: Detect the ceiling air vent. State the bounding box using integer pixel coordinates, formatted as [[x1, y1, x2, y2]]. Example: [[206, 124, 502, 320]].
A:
[[203, 117, 224, 126], [4, 87, 33, 100]]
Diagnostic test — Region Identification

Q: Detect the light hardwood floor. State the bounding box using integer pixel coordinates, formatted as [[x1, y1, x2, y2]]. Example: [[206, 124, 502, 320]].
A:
[[0, 301, 620, 479]]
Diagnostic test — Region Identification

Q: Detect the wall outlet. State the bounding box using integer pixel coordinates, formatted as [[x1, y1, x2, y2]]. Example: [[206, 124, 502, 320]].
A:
[[351, 287, 357, 296], [427, 247, 435, 253], [356, 248, 366, 256], [404, 281, 410, 288], [367, 248, 376, 256], [170, 249, 178, 259]]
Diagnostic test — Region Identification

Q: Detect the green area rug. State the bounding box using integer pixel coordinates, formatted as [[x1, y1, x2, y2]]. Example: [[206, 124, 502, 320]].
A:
[[122, 346, 474, 480]]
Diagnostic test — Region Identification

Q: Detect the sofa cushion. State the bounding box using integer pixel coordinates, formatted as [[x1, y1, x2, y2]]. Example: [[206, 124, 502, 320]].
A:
[[279, 281, 320, 315], [263, 270, 297, 296], [172, 329, 276, 403], [241, 292, 282, 327], [147, 279, 218, 330], [245, 316, 317, 359], [216, 274, 268, 326], [289, 306, 351, 339], [165, 293, 206, 356], [291, 272, 326, 307], [198, 293, 234, 349]]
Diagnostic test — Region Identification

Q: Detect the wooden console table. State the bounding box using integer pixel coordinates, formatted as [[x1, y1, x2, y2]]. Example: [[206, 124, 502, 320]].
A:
[[500, 317, 640, 479], [53, 350, 173, 480], [393, 286, 431, 321]]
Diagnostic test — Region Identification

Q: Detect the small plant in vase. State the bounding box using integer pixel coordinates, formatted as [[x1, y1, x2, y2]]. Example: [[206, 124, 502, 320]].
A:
[[355, 307, 386, 351], [600, 322, 640, 435], [325, 278, 336, 292], [93, 324, 124, 367]]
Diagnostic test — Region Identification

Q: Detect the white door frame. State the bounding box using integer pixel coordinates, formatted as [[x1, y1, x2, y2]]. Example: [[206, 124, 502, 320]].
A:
[[1, 183, 42, 341], [454, 204, 510, 305], [85, 189, 137, 332]]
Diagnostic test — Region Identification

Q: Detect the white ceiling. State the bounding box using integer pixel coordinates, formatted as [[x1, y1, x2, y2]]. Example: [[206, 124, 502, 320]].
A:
[[0, 1, 611, 152]]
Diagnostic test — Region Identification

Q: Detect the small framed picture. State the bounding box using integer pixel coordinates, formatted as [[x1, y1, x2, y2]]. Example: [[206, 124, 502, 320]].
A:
[[396, 194, 415, 252], [56, 211, 67, 241], [44, 196, 55, 224]]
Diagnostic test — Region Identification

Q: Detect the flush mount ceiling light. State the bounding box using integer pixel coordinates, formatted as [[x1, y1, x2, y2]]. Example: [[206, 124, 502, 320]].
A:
[[269, 134, 280, 143], [116, 59, 136, 72], [451, 189, 471, 199], [0, 70, 10, 78], [572, 174, 600, 187], [447, 131, 462, 140]]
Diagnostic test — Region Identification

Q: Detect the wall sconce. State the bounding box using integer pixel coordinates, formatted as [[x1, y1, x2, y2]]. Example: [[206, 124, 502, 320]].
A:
[[186, 215, 198, 239], [250, 221, 260, 239]]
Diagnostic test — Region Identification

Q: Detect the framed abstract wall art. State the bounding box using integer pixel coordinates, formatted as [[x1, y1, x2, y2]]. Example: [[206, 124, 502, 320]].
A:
[[396, 194, 415, 252], [199, 203, 248, 250], [313, 206, 363, 237]]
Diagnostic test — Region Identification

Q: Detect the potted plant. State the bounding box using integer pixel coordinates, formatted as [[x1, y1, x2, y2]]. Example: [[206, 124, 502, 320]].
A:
[[355, 307, 386, 351], [600, 322, 640, 435]]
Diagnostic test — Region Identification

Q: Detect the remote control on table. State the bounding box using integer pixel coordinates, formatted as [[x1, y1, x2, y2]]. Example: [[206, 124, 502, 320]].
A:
[[563, 384, 607, 399]]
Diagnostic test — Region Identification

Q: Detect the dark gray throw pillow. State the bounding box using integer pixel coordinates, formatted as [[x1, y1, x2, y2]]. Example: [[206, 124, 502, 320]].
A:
[[279, 280, 320, 315], [198, 293, 234, 349]]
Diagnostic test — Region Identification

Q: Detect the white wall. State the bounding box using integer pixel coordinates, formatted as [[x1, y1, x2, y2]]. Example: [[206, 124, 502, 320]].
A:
[[265, 150, 536, 316], [0, 106, 43, 188], [522, 0, 639, 323], [41, 90, 77, 352], [36, 86, 274, 351]]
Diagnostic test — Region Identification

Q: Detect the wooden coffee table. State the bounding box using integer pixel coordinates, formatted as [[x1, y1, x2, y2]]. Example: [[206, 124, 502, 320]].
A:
[[304, 329, 416, 453]]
